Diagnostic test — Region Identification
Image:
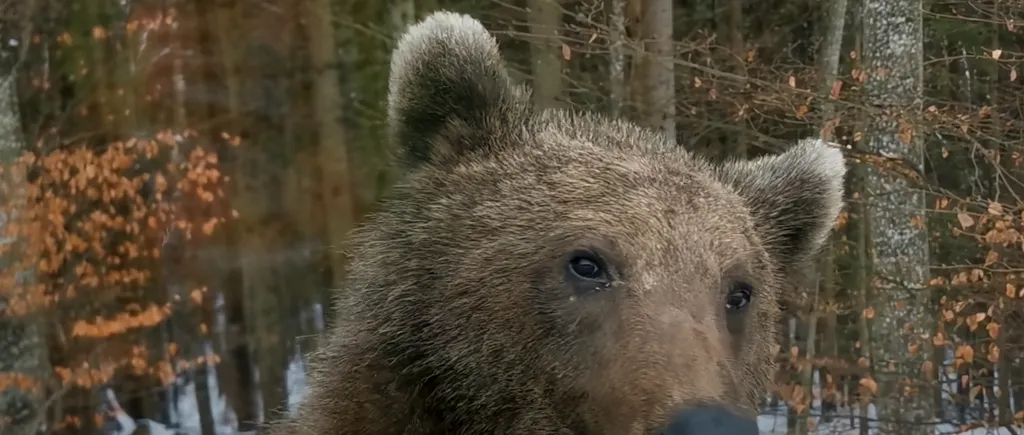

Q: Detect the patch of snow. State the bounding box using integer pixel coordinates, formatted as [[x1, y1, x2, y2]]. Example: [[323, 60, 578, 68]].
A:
[[286, 346, 309, 417]]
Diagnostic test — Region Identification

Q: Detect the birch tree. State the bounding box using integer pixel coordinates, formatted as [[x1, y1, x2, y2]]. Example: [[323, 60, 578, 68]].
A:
[[605, 0, 627, 117], [860, 0, 933, 432], [0, 38, 48, 435]]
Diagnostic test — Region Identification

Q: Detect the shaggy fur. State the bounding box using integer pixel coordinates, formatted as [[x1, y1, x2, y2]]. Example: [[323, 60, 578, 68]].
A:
[[263, 11, 846, 435]]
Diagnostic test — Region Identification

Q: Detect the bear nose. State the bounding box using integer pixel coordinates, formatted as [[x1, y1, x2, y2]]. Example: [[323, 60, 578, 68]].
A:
[[659, 404, 760, 435]]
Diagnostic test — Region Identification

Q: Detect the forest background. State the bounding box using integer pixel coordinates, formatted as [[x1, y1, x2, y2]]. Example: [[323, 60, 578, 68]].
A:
[[1, 0, 1023, 434]]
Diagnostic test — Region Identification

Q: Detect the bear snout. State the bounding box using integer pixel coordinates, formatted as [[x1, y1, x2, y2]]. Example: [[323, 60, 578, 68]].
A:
[[658, 404, 761, 435]]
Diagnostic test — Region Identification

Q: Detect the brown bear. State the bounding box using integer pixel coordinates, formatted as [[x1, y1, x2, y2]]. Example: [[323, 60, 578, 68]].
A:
[[263, 10, 846, 435]]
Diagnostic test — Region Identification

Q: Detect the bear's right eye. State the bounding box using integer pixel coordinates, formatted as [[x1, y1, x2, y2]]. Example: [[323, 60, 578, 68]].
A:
[[568, 254, 608, 281]]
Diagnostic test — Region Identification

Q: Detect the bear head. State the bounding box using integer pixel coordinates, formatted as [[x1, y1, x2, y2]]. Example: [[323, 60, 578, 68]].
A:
[[292, 10, 846, 435]]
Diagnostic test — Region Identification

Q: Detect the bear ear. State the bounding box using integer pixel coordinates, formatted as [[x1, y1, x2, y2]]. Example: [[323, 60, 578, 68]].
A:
[[387, 11, 531, 168], [715, 138, 847, 276]]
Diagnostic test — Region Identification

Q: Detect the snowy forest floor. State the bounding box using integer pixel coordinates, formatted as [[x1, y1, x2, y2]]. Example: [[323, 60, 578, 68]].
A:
[[98, 351, 1024, 435]]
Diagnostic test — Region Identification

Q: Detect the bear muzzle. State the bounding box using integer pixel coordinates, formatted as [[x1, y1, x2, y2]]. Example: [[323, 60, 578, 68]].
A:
[[657, 404, 760, 435]]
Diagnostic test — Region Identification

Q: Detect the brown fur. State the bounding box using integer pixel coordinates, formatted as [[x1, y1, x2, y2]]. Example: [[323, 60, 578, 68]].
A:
[[263, 11, 846, 435]]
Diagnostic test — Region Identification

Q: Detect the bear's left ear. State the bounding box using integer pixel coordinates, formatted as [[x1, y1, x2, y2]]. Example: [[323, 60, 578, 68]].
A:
[[387, 11, 532, 168], [715, 138, 847, 275]]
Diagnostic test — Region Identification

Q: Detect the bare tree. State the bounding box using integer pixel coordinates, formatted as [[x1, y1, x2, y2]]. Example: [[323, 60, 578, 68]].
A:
[[528, 0, 564, 108], [794, 5, 852, 431], [861, 0, 933, 432], [305, 0, 355, 289], [635, 0, 675, 141]]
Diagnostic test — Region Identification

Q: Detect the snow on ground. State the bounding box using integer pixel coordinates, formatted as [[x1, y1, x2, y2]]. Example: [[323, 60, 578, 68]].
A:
[[97, 302, 1021, 435], [756, 403, 1022, 434], [105, 366, 1023, 435]]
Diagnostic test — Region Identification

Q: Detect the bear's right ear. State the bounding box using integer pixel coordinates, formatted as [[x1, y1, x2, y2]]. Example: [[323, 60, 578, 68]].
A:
[[714, 138, 847, 277], [387, 11, 532, 168]]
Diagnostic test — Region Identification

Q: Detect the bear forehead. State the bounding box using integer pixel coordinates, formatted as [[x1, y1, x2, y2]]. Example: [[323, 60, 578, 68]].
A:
[[410, 116, 764, 266]]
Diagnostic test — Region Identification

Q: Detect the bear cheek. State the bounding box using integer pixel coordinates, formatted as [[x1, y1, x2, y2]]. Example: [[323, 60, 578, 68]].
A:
[[725, 307, 752, 353], [531, 267, 623, 337]]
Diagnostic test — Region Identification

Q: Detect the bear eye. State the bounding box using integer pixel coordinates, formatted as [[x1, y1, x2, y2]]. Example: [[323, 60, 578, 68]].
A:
[[569, 255, 606, 281], [725, 282, 753, 311]]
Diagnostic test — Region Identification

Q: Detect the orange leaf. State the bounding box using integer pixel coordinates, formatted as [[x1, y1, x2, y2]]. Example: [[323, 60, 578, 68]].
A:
[[984, 250, 999, 267], [988, 344, 1000, 363], [957, 212, 975, 228], [858, 377, 878, 395], [987, 322, 1000, 339], [988, 201, 1004, 215], [921, 360, 935, 379], [908, 343, 920, 356], [829, 79, 842, 99], [956, 345, 975, 363]]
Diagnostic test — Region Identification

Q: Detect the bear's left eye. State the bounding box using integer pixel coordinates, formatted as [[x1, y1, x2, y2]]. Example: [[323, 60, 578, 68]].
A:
[[564, 250, 613, 295], [725, 282, 753, 311], [569, 255, 606, 281]]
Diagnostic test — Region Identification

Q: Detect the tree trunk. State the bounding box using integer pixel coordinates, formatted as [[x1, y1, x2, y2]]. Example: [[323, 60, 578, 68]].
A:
[[203, 2, 261, 429], [0, 41, 50, 435], [817, 0, 848, 128], [528, 0, 564, 108], [304, 0, 355, 290], [861, 0, 932, 432], [815, 0, 848, 360], [853, 177, 873, 435], [797, 299, 818, 435], [606, 0, 627, 117], [635, 0, 675, 141], [803, 6, 848, 428]]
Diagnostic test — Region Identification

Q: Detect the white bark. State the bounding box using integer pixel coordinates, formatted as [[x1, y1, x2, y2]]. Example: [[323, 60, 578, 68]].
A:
[[861, 0, 933, 432], [606, 0, 627, 116], [0, 46, 48, 435]]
